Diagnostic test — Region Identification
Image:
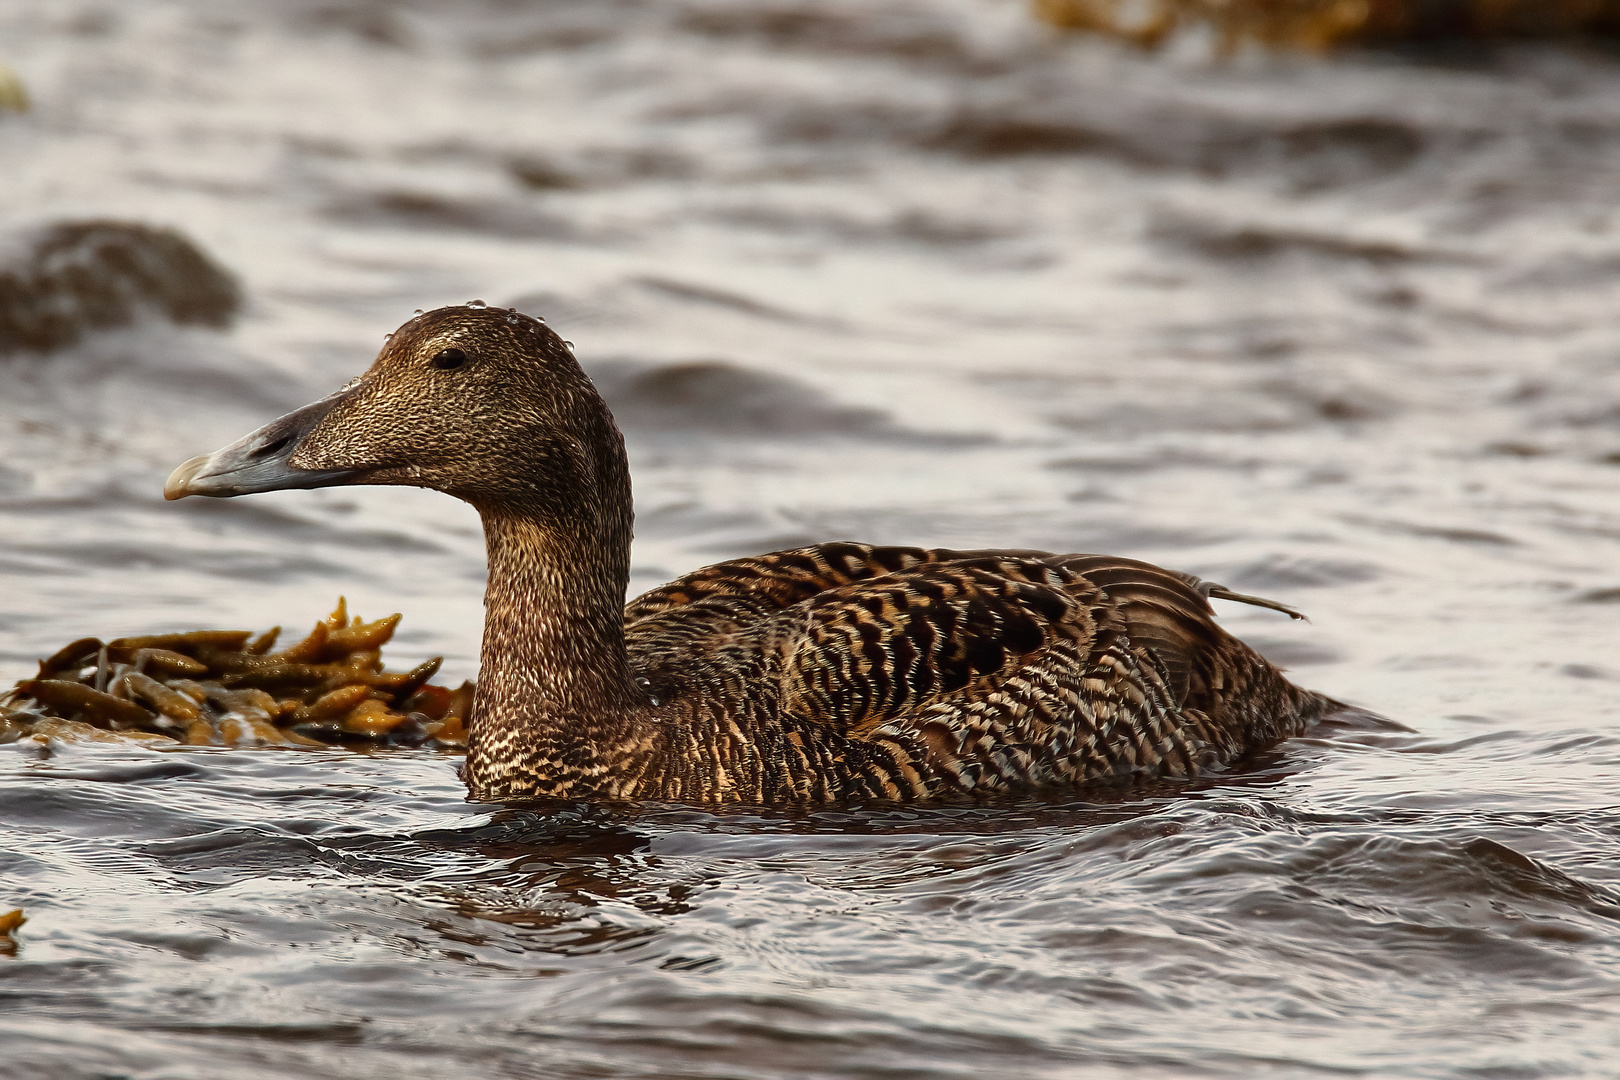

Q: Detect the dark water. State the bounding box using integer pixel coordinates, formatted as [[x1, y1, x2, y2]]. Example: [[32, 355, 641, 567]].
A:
[[3, 2, 1620, 1076]]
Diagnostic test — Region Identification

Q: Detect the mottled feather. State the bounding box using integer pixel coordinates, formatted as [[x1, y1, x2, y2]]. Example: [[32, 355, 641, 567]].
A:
[[615, 543, 1332, 803]]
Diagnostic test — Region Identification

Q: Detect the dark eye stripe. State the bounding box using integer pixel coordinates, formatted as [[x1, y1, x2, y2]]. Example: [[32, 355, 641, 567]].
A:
[[431, 347, 467, 370]]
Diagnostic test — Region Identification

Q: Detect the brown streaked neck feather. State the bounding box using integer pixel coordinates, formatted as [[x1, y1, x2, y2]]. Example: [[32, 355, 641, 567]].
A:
[[464, 508, 647, 798], [462, 408, 647, 795], [476, 509, 641, 716]]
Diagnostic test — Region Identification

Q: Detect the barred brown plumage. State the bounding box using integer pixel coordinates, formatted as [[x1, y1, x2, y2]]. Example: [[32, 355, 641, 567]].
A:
[[165, 304, 1336, 804]]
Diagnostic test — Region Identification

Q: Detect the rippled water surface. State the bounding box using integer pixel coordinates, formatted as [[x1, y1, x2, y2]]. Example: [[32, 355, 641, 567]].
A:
[[3, 2, 1620, 1077]]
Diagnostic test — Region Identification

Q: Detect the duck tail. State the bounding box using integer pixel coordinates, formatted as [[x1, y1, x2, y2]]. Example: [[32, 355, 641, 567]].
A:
[[1178, 575, 1308, 621]]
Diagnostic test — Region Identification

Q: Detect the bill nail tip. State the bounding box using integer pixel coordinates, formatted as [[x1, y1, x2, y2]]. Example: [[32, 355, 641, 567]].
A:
[[164, 456, 209, 501]]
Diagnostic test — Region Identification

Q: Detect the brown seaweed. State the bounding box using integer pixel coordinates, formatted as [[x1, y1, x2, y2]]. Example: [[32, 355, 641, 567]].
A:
[[1033, 0, 1620, 52], [15, 680, 154, 728], [0, 601, 471, 752], [0, 908, 23, 957]]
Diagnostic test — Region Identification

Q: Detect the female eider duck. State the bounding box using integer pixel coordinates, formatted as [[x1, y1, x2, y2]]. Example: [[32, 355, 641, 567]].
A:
[[166, 304, 1334, 804]]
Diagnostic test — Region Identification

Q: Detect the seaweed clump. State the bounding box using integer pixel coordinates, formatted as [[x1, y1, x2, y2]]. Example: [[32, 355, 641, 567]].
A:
[[1033, 0, 1620, 52], [0, 601, 472, 751], [0, 909, 23, 957]]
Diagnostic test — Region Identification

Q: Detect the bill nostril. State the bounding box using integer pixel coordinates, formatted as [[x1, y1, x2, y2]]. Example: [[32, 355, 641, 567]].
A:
[[251, 434, 293, 460]]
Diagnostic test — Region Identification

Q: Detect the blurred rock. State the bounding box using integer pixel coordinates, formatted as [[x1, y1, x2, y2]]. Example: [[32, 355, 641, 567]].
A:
[[0, 220, 242, 355]]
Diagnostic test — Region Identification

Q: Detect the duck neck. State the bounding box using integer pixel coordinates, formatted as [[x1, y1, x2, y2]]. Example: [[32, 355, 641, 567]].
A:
[[464, 501, 645, 797]]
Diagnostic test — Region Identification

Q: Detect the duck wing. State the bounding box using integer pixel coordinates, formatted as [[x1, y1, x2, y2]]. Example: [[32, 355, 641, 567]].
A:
[[623, 542, 946, 683], [625, 544, 1324, 795], [624, 542, 944, 627]]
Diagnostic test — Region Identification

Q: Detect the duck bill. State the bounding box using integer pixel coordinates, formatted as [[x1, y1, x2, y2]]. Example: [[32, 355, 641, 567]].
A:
[[164, 391, 365, 500]]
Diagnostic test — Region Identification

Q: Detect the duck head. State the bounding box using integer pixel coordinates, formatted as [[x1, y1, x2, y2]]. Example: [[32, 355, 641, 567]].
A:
[[165, 304, 628, 521]]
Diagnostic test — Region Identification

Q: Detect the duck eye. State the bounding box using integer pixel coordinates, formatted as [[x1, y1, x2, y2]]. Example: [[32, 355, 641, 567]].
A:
[[430, 347, 468, 370]]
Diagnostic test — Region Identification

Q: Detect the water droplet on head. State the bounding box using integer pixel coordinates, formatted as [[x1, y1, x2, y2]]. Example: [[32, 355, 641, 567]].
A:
[[467, 299, 486, 309], [413, 309, 424, 316], [563, 340, 574, 349], [384, 332, 393, 341]]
